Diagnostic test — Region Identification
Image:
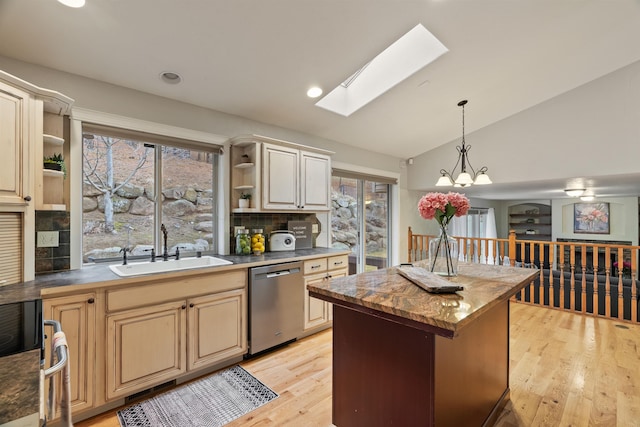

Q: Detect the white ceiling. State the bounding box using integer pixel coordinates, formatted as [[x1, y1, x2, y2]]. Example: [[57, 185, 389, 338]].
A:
[[1, 0, 640, 199]]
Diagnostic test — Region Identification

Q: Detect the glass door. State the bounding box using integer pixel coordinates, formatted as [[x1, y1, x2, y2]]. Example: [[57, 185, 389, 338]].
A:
[[331, 175, 390, 274]]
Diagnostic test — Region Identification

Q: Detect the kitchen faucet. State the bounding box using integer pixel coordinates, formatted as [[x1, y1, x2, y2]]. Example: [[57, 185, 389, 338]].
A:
[[120, 224, 134, 265], [161, 223, 169, 261]]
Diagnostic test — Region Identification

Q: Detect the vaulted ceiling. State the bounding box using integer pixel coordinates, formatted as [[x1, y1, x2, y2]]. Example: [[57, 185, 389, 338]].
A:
[[1, 0, 640, 199]]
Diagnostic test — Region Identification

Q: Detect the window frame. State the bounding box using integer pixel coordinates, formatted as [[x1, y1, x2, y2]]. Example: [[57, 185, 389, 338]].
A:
[[69, 108, 228, 269]]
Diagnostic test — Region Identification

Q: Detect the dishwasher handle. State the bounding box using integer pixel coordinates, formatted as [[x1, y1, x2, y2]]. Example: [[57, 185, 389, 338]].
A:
[[266, 268, 299, 278]]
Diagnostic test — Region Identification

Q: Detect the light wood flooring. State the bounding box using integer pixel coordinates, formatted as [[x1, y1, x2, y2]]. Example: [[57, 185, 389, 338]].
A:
[[76, 303, 640, 426]]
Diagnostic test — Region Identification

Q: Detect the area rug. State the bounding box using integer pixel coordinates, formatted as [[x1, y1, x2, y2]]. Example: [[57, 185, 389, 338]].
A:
[[117, 365, 278, 427]]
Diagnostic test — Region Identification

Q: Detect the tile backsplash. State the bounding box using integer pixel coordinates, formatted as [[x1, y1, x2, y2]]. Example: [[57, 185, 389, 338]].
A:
[[230, 212, 320, 252], [35, 210, 70, 274]]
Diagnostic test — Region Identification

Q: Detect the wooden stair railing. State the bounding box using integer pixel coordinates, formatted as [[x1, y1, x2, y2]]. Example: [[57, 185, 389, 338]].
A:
[[408, 227, 640, 324]]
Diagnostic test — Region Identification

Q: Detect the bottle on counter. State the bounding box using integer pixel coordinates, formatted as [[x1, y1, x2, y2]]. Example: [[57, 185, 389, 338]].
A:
[[236, 229, 252, 255], [251, 229, 265, 255]]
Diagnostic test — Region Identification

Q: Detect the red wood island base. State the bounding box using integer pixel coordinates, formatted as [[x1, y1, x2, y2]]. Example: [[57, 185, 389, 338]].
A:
[[307, 261, 537, 427]]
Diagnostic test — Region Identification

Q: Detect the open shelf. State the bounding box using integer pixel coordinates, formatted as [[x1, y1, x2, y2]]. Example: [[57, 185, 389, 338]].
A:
[[43, 134, 64, 146], [233, 162, 254, 169], [42, 169, 64, 178]]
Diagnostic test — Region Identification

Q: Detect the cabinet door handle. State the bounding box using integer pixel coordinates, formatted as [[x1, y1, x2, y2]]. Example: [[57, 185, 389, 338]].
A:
[[189, 303, 194, 308], [181, 304, 187, 310], [311, 265, 321, 269], [23, 195, 32, 202], [333, 261, 343, 266], [87, 298, 95, 304]]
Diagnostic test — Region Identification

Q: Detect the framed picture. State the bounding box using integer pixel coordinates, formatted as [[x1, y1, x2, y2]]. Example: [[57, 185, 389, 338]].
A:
[[574, 202, 610, 234]]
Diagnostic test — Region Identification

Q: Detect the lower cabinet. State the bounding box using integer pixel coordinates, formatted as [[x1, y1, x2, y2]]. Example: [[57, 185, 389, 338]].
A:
[[303, 255, 349, 331], [106, 301, 187, 400], [43, 292, 96, 418], [105, 270, 247, 400], [188, 289, 246, 371]]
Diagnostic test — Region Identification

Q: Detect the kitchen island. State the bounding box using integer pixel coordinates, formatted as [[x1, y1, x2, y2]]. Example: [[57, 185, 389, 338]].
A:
[[307, 261, 538, 427]]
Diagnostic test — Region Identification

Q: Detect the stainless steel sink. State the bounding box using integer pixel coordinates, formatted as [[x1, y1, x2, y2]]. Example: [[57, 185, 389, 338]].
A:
[[109, 256, 233, 277]]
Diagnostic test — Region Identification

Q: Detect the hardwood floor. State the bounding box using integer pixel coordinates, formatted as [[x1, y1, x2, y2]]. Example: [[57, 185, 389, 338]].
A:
[[75, 303, 640, 427]]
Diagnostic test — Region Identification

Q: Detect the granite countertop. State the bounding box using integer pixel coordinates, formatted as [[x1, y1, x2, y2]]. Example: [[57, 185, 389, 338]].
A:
[[307, 260, 538, 338], [0, 248, 350, 305]]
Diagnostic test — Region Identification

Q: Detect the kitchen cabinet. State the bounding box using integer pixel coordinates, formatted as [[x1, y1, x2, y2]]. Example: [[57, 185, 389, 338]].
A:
[[263, 143, 331, 211], [0, 79, 31, 208], [43, 292, 96, 418], [229, 135, 333, 213], [187, 289, 246, 371], [106, 300, 187, 399], [0, 70, 73, 284], [105, 270, 247, 400], [303, 255, 349, 331]]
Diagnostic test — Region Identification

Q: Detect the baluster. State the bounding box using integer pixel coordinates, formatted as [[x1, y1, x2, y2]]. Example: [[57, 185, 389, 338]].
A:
[[631, 249, 638, 323], [617, 247, 624, 320], [570, 245, 576, 311], [605, 247, 611, 318], [558, 243, 565, 310], [593, 245, 599, 316], [548, 244, 555, 308], [538, 242, 546, 305]]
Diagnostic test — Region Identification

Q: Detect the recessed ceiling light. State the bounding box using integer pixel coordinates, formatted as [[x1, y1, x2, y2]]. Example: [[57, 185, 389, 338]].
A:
[[160, 71, 182, 84], [57, 0, 85, 8], [307, 87, 323, 98]]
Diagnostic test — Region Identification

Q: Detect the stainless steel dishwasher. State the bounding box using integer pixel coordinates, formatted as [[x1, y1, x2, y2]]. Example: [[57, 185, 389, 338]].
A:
[[248, 261, 303, 355]]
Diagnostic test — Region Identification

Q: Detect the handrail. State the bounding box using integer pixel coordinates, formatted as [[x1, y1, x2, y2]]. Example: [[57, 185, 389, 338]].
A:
[[408, 227, 640, 324]]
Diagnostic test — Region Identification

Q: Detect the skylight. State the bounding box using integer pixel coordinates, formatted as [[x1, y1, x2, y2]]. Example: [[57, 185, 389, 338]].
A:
[[315, 24, 448, 117]]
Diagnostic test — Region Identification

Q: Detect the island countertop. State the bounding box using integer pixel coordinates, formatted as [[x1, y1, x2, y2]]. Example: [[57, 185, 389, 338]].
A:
[[307, 260, 538, 338]]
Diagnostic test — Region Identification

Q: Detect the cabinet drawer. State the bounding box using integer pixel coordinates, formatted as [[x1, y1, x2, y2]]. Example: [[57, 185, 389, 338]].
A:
[[304, 258, 327, 275], [107, 270, 246, 312], [328, 255, 349, 271]]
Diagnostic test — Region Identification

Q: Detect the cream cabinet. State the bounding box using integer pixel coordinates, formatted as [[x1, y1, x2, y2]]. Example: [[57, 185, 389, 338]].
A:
[[43, 292, 96, 418], [0, 70, 73, 284], [106, 300, 187, 399], [187, 289, 246, 371], [262, 143, 331, 211], [303, 255, 349, 331], [105, 270, 247, 400], [229, 135, 333, 213], [0, 79, 32, 208]]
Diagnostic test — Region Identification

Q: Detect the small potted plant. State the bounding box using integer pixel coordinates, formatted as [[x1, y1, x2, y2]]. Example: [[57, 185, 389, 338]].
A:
[[43, 153, 66, 178], [239, 192, 251, 208]]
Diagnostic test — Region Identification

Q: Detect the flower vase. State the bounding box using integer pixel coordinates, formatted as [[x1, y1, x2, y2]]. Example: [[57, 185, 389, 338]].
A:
[[429, 227, 459, 276]]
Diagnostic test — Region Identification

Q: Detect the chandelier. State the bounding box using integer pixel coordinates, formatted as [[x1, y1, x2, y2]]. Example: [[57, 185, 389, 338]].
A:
[[435, 100, 492, 187]]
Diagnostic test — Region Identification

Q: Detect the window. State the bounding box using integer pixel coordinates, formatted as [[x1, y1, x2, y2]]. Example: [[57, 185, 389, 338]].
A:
[[81, 127, 218, 263]]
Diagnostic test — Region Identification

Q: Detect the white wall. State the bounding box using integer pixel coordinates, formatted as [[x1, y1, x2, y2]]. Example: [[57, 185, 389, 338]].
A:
[[552, 197, 638, 245], [407, 59, 640, 191]]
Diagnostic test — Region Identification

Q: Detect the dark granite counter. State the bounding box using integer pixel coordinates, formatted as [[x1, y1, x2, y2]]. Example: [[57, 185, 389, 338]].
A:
[[0, 248, 349, 305], [307, 259, 538, 338]]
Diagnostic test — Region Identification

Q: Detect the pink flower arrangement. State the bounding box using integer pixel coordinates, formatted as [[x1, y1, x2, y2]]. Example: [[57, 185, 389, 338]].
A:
[[418, 192, 470, 227]]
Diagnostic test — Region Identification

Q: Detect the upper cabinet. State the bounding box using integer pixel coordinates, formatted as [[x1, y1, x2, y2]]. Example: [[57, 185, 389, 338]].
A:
[[0, 70, 73, 284], [0, 70, 73, 211], [230, 135, 333, 213], [0, 79, 32, 208]]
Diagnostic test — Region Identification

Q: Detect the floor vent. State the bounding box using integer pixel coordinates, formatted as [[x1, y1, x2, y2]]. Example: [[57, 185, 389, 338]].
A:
[[124, 379, 176, 404]]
